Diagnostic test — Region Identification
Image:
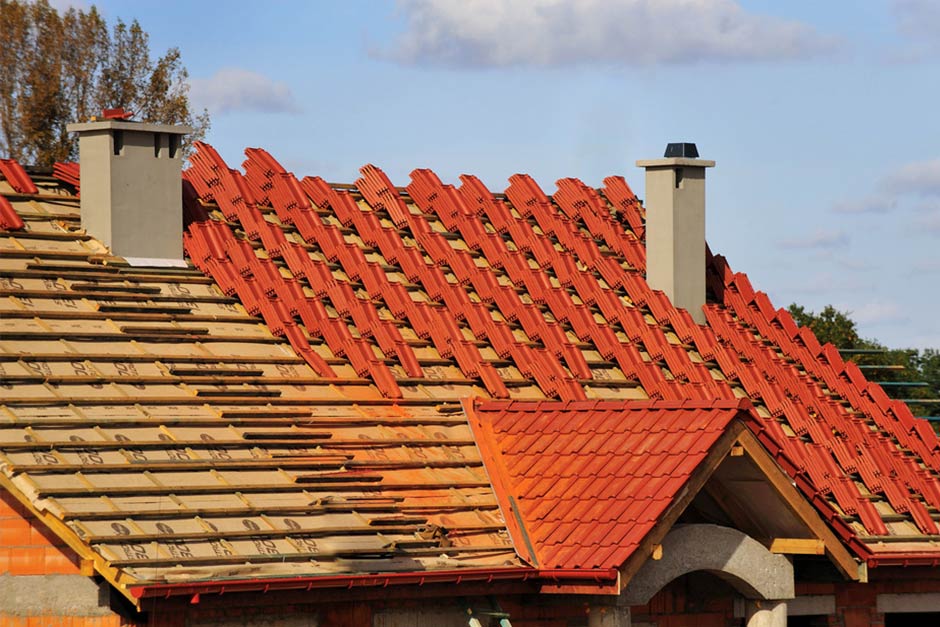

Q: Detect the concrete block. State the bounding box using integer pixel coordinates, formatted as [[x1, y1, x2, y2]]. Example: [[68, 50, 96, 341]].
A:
[[0, 574, 113, 616]]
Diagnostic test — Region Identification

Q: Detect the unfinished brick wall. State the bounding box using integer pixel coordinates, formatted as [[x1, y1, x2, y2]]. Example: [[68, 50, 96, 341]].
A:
[[0, 488, 81, 575], [630, 572, 738, 627], [0, 490, 131, 625]]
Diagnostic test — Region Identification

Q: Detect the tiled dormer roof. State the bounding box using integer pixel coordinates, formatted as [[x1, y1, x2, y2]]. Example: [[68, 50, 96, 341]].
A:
[[468, 399, 756, 571]]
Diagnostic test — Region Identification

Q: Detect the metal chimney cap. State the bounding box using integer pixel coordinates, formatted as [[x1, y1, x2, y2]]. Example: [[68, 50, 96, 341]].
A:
[[664, 143, 699, 158]]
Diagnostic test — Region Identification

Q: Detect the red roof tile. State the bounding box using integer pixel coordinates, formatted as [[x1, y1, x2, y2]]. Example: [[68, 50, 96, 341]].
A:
[[469, 399, 752, 570]]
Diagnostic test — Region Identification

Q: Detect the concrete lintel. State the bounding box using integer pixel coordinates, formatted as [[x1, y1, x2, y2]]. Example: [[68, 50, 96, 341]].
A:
[[0, 574, 114, 616], [635, 158, 716, 169], [67, 120, 193, 135], [877, 592, 940, 613], [788, 595, 836, 616], [621, 524, 794, 605]]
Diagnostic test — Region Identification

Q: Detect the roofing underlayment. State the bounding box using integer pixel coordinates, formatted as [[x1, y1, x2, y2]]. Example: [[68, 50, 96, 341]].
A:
[[2, 144, 940, 602]]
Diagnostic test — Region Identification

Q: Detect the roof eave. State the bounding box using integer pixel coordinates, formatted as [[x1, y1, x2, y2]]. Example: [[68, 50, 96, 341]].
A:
[[128, 566, 620, 602]]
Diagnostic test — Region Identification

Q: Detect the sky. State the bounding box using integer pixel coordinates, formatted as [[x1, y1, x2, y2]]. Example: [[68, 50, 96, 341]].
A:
[[78, 0, 940, 349]]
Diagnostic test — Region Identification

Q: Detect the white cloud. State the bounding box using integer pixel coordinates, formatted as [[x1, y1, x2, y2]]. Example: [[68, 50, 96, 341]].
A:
[[383, 0, 839, 67], [892, 0, 940, 44], [849, 301, 906, 325], [785, 272, 860, 296], [884, 158, 940, 196], [830, 158, 940, 219], [915, 208, 940, 233], [779, 229, 849, 250], [912, 258, 940, 274], [909, 332, 940, 350], [832, 194, 897, 214], [190, 68, 302, 115]]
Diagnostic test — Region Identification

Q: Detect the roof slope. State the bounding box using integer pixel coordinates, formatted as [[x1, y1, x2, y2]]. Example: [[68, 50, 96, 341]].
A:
[[0, 168, 518, 601], [175, 143, 940, 565], [469, 399, 752, 570]]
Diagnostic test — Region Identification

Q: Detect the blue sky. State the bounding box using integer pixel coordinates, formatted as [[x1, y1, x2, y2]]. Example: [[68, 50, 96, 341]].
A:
[[85, 0, 940, 349]]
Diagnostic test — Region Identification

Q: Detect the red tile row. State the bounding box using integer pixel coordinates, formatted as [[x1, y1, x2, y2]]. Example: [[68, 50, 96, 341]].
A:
[[554, 177, 645, 272], [299, 171, 509, 398], [0, 158, 37, 194], [241, 150, 424, 383], [601, 175, 646, 241], [354, 164, 583, 399], [0, 195, 23, 231], [408, 169, 591, 378], [188, 146, 409, 397], [52, 161, 80, 195]]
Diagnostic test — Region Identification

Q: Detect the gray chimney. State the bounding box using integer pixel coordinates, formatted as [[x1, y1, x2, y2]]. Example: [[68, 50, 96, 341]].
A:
[[637, 143, 715, 324], [66, 118, 192, 266]]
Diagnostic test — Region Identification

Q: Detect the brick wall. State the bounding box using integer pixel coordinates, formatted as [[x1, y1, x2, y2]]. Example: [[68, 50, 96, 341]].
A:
[[0, 488, 81, 576], [0, 489, 131, 625]]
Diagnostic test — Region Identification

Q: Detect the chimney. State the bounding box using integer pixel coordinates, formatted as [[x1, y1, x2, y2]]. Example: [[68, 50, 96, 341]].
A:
[[637, 143, 715, 324], [67, 113, 192, 266]]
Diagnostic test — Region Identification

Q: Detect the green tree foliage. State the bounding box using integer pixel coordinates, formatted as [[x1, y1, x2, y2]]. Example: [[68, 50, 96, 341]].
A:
[[787, 304, 939, 418], [787, 304, 863, 349], [0, 0, 209, 166]]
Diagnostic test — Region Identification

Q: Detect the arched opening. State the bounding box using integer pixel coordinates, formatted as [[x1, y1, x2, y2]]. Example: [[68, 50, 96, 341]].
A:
[[622, 524, 794, 606]]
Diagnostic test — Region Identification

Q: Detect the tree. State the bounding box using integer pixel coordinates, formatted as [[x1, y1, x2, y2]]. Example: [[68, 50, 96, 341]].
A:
[[0, 0, 208, 166], [787, 304, 863, 349]]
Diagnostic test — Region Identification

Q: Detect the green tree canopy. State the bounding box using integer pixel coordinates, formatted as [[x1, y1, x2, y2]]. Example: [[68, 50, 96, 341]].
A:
[[0, 0, 208, 166], [787, 303, 864, 349]]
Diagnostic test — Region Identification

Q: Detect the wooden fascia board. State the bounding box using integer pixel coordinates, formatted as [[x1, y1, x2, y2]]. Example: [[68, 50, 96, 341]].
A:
[[462, 398, 538, 567], [617, 419, 748, 588], [736, 429, 863, 582]]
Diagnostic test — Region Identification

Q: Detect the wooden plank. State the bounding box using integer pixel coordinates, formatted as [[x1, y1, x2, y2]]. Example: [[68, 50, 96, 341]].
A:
[[0, 330, 281, 343], [106, 544, 515, 568], [0, 353, 307, 364], [62, 501, 500, 522], [1, 397, 455, 407], [0, 438, 478, 451], [768, 538, 825, 555], [6, 459, 483, 475], [87, 523, 504, 545], [34, 481, 494, 497]]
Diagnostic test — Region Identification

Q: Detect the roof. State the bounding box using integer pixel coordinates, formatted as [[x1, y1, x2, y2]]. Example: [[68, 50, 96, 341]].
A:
[[2, 138, 940, 598], [468, 398, 753, 570]]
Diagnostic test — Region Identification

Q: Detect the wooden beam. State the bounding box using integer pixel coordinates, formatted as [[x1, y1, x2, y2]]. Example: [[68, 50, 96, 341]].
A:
[[768, 538, 826, 555]]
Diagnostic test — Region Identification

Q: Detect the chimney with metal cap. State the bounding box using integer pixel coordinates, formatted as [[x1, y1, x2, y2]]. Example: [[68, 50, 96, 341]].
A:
[[637, 143, 715, 324], [67, 110, 192, 266]]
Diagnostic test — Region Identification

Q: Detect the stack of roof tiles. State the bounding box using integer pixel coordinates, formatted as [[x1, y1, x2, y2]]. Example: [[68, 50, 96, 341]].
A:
[[1, 141, 940, 603]]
